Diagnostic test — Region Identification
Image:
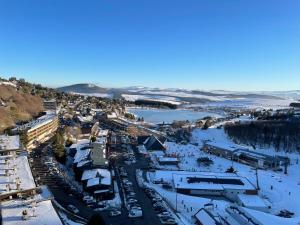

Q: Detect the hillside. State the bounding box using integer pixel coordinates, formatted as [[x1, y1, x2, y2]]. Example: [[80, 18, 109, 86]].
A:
[[0, 83, 44, 132], [57, 83, 107, 94]]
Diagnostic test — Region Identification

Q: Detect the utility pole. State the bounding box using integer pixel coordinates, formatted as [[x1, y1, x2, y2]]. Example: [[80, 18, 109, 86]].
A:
[[176, 184, 178, 212], [255, 167, 260, 190]]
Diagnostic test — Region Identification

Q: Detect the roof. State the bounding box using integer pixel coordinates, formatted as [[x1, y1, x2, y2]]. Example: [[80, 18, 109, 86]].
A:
[[173, 172, 256, 191], [13, 114, 57, 132], [0, 199, 62, 225], [157, 157, 179, 162], [69, 139, 90, 149], [144, 135, 166, 151], [0, 135, 20, 151], [82, 168, 111, 180], [237, 194, 268, 208], [83, 169, 111, 187], [0, 156, 36, 195], [74, 148, 91, 164], [137, 136, 149, 145], [233, 149, 282, 162], [194, 208, 221, 225], [97, 129, 109, 137]]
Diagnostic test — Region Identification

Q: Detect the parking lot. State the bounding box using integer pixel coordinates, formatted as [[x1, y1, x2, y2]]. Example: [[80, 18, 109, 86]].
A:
[[27, 121, 178, 225]]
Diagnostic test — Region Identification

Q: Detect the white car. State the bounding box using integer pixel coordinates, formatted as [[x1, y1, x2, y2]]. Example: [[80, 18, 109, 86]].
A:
[[158, 212, 172, 217], [67, 204, 79, 214], [109, 210, 121, 217], [128, 209, 143, 218], [127, 198, 138, 204]]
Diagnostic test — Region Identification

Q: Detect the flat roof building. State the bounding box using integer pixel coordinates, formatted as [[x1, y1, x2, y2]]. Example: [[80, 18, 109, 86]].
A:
[[13, 114, 59, 150]]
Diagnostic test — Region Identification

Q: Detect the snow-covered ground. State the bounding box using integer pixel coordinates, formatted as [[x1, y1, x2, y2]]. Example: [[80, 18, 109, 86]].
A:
[[122, 94, 183, 105], [147, 125, 300, 224]]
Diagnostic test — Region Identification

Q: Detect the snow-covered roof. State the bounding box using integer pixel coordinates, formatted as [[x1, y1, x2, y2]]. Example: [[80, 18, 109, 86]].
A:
[[97, 129, 109, 137], [73, 148, 91, 164], [173, 172, 256, 191], [82, 168, 111, 180], [0, 199, 62, 225], [13, 114, 57, 132], [237, 194, 268, 208], [194, 208, 219, 225], [94, 137, 107, 145], [0, 156, 36, 195], [157, 157, 179, 162], [0, 135, 20, 151], [69, 139, 90, 149], [82, 169, 111, 187]]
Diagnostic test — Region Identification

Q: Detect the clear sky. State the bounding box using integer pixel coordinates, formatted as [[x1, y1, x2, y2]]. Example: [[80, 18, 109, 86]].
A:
[[0, 0, 299, 91]]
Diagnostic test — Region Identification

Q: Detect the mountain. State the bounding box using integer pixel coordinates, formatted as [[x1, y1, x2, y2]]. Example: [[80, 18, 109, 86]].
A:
[[57, 83, 108, 94], [56, 83, 294, 108]]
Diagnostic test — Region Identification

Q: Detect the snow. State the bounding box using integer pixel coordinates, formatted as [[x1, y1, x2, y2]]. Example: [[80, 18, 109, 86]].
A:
[[73, 92, 113, 98], [73, 148, 91, 164], [82, 168, 111, 187], [13, 114, 57, 132], [1, 199, 62, 225], [236, 194, 269, 209], [122, 94, 183, 105], [0, 81, 17, 87], [81, 168, 111, 181], [0, 156, 36, 195], [194, 209, 218, 225], [157, 157, 179, 162], [0, 135, 20, 151], [172, 172, 255, 191], [87, 177, 100, 187], [146, 124, 300, 224]]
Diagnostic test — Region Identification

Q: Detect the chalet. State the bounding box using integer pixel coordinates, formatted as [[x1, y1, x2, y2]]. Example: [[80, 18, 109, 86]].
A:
[[137, 135, 166, 152], [81, 169, 113, 200]]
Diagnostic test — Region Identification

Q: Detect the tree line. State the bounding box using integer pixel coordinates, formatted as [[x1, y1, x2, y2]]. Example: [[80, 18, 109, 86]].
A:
[[224, 121, 300, 152]]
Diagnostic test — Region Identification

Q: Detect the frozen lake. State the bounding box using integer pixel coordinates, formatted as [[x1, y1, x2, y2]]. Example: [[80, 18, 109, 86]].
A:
[[127, 107, 222, 124]]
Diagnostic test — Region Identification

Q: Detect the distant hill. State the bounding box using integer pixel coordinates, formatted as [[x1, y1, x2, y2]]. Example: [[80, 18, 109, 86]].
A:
[[57, 83, 107, 94]]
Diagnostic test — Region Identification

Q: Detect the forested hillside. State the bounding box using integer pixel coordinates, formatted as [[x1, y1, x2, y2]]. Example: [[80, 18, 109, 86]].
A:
[[0, 80, 44, 132], [224, 121, 300, 152]]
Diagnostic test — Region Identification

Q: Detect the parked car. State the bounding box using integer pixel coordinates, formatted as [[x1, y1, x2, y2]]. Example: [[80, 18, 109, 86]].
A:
[[158, 212, 172, 217], [160, 218, 177, 225], [128, 208, 143, 218], [67, 204, 79, 214], [109, 210, 121, 217], [127, 198, 138, 204]]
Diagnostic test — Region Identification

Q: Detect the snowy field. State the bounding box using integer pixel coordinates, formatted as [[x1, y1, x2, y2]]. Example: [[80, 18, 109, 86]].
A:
[[126, 107, 222, 124], [147, 126, 300, 224]]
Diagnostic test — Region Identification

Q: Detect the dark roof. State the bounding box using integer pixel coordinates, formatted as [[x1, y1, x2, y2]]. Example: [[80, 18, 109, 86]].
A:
[[137, 136, 150, 145], [144, 135, 166, 151]]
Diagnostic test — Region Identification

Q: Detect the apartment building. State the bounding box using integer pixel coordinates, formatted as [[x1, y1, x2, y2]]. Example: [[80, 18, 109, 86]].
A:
[[43, 99, 57, 111], [13, 114, 59, 150]]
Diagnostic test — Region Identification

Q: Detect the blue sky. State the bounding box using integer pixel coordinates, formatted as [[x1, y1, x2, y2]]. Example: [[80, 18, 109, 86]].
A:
[[0, 0, 299, 91]]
